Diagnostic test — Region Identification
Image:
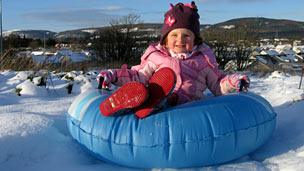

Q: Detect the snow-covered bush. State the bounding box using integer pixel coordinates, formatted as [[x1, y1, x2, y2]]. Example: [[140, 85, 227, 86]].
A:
[[11, 71, 35, 81], [33, 76, 45, 86], [15, 87, 22, 96], [15, 80, 47, 96]]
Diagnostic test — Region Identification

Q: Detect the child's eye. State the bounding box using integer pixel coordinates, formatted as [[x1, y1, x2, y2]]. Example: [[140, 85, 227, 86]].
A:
[[181, 35, 189, 39]]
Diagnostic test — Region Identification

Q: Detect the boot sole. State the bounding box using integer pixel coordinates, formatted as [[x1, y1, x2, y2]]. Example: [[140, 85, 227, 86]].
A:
[[100, 82, 148, 116], [135, 67, 176, 119]]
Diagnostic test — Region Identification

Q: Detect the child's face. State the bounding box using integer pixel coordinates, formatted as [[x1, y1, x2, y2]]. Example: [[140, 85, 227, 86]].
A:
[[165, 28, 195, 53]]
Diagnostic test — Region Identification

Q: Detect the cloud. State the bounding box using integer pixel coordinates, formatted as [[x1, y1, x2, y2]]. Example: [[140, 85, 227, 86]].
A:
[[23, 7, 135, 28], [197, 0, 271, 3], [227, 0, 272, 2], [102, 6, 127, 11]]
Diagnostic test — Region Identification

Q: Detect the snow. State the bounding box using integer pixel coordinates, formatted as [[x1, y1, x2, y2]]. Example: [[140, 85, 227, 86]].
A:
[[260, 44, 275, 50], [81, 29, 97, 34], [260, 49, 279, 56], [220, 25, 235, 29], [1, 70, 304, 171], [30, 49, 89, 64], [16, 80, 47, 96], [293, 46, 304, 54], [3, 29, 22, 37], [276, 44, 292, 51], [31, 51, 44, 56]]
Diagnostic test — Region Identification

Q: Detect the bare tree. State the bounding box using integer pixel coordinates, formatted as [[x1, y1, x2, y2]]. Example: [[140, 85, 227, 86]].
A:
[[233, 41, 252, 70], [203, 30, 236, 69], [231, 27, 255, 70], [92, 14, 145, 67], [203, 26, 256, 70], [207, 41, 234, 69], [0, 48, 37, 71]]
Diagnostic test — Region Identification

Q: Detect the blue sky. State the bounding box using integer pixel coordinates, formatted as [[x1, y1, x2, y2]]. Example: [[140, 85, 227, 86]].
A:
[[3, 0, 304, 32]]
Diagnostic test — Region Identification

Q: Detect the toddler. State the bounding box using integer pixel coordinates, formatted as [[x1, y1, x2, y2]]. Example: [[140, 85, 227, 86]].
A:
[[97, 1, 250, 118]]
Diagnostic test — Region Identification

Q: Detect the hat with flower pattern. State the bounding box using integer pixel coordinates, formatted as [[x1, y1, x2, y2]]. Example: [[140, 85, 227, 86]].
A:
[[160, 1, 200, 44]]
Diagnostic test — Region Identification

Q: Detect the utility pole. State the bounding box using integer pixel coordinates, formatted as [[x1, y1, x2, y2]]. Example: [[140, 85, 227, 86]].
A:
[[299, 65, 304, 89], [0, 0, 3, 56], [44, 31, 49, 52], [43, 32, 45, 51]]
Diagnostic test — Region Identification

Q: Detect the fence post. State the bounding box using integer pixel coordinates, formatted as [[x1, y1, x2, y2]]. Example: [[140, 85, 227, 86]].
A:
[[299, 65, 304, 89]]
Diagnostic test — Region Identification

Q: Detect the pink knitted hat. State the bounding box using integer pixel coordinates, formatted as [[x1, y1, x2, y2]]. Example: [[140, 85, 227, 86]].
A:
[[160, 1, 200, 44]]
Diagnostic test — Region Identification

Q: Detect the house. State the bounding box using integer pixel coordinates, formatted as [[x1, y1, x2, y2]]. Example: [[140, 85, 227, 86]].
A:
[[293, 46, 304, 62], [30, 49, 89, 64], [273, 44, 298, 62]]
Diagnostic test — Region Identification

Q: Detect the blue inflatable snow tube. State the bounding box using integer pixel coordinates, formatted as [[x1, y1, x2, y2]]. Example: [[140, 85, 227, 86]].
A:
[[66, 90, 276, 169]]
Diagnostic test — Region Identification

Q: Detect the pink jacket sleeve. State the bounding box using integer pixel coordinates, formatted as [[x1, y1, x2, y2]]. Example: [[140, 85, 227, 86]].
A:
[[198, 44, 249, 96], [199, 65, 226, 96], [111, 48, 159, 86], [201, 65, 249, 95], [197, 45, 225, 96]]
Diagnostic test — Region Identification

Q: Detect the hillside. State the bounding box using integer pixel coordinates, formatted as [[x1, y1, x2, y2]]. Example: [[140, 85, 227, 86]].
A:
[[206, 17, 304, 39], [4, 17, 304, 40], [3, 30, 56, 39]]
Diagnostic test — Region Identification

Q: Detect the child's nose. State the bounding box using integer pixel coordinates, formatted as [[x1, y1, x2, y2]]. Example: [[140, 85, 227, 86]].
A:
[[177, 35, 186, 43]]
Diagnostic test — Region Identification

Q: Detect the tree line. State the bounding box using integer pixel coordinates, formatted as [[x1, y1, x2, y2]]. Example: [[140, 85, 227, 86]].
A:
[[90, 14, 158, 68], [90, 15, 261, 71], [3, 34, 56, 50], [2, 14, 273, 71]]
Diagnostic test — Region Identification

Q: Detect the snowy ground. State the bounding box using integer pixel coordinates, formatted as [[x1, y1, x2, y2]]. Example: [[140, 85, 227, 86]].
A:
[[1, 70, 304, 171]]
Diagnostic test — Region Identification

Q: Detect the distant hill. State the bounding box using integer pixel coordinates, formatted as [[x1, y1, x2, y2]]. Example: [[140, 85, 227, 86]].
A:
[[54, 23, 164, 41], [3, 30, 56, 39], [4, 17, 304, 40], [55, 29, 96, 39], [205, 17, 304, 39]]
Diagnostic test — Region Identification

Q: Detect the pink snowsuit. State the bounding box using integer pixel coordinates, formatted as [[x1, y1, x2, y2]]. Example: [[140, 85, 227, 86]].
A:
[[109, 43, 239, 104]]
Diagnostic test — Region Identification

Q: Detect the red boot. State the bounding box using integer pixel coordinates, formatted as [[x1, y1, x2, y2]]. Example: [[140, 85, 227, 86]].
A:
[[134, 67, 176, 119], [100, 82, 148, 116]]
